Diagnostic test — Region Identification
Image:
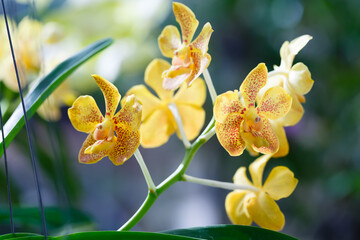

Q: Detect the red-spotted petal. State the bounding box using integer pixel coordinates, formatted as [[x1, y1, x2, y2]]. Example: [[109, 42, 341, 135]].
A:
[[78, 133, 108, 164], [92, 74, 120, 118], [68, 95, 103, 133], [214, 91, 244, 124], [240, 63, 267, 108], [114, 94, 142, 132], [162, 66, 192, 91], [108, 123, 140, 165], [158, 25, 182, 58], [257, 86, 292, 120], [192, 22, 213, 55], [215, 113, 245, 156], [249, 118, 279, 154], [186, 52, 211, 87], [173, 2, 199, 44]]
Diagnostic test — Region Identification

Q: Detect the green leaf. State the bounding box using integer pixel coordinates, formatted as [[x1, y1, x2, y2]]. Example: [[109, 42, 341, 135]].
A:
[[164, 225, 298, 240], [0, 233, 41, 239], [0, 38, 113, 157], [0, 231, 203, 240]]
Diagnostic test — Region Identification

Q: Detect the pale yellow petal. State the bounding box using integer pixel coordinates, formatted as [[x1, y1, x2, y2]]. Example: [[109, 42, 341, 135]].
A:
[[145, 59, 173, 100], [123, 85, 161, 121], [279, 35, 312, 70], [192, 22, 213, 55], [288, 35, 313, 56], [289, 62, 314, 96], [173, 77, 206, 107], [240, 63, 268, 108], [257, 86, 292, 120], [162, 66, 192, 91], [215, 113, 245, 156], [68, 96, 103, 133], [109, 123, 140, 165], [92, 74, 120, 118], [214, 91, 244, 124], [247, 191, 285, 231], [270, 121, 289, 158], [263, 166, 298, 201], [79, 133, 108, 164], [114, 94, 142, 132], [277, 87, 304, 126], [233, 167, 253, 186], [158, 25, 182, 58], [175, 104, 205, 141], [225, 191, 254, 226], [173, 2, 199, 43], [249, 154, 272, 188], [140, 107, 175, 148]]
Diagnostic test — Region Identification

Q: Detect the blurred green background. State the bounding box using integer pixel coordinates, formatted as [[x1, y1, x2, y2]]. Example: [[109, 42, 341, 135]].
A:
[[1, 0, 360, 240]]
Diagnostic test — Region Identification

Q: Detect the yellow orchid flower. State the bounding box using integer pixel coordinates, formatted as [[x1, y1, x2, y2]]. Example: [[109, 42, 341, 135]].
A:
[[225, 154, 298, 231], [158, 2, 213, 91], [214, 63, 292, 156], [123, 59, 206, 148], [68, 75, 142, 166], [259, 35, 314, 127]]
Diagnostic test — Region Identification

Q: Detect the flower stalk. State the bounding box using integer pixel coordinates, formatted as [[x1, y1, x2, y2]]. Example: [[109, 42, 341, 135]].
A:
[[203, 69, 217, 103], [168, 102, 191, 149], [134, 149, 157, 194]]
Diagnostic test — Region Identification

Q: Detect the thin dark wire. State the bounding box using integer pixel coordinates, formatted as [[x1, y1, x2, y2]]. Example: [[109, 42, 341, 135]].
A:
[[1, 0, 47, 238], [0, 90, 15, 234]]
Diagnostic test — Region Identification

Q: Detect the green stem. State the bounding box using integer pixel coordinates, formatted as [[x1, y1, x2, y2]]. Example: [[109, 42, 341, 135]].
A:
[[168, 102, 191, 149], [203, 69, 217, 104], [134, 149, 156, 193], [118, 118, 215, 231]]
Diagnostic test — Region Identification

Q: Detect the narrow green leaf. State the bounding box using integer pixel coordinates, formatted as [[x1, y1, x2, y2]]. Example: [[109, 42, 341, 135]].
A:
[[164, 225, 298, 240], [0, 233, 41, 239], [0, 38, 113, 157], [0, 231, 203, 240]]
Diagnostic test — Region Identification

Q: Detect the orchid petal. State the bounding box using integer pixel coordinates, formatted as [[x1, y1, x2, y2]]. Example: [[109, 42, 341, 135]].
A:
[[257, 86, 292, 120], [68, 96, 103, 133], [186, 52, 211, 87], [173, 77, 206, 107], [240, 63, 267, 108], [158, 25, 182, 58], [248, 191, 285, 231], [162, 66, 192, 91], [246, 118, 279, 154], [280, 35, 312, 70], [214, 91, 244, 123], [173, 2, 199, 44], [145, 59, 173, 100], [289, 62, 314, 96], [233, 167, 253, 187], [123, 85, 161, 121], [115, 94, 142, 132], [225, 191, 254, 226], [109, 123, 140, 165], [277, 85, 304, 126], [140, 108, 175, 148], [263, 166, 298, 201], [215, 113, 245, 156], [92, 74, 120, 118], [249, 154, 272, 188], [79, 133, 108, 164], [192, 22, 213, 55], [270, 121, 289, 158], [175, 104, 205, 141]]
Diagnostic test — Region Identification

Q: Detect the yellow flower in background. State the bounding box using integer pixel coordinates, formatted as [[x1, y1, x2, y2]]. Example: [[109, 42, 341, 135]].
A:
[[158, 2, 213, 91], [225, 154, 298, 231], [123, 59, 206, 148], [214, 63, 292, 156], [68, 75, 142, 165], [259, 35, 314, 127]]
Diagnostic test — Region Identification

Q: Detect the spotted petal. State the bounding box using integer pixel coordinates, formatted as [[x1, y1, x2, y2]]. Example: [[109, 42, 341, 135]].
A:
[[140, 108, 175, 148], [263, 166, 298, 201], [225, 191, 254, 226], [192, 22, 213, 55], [250, 118, 279, 154], [215, 113, 245, 156], [249, 154, 272, 188], [247, 191, 285, 231], [78, 133, 108, 164], [173, 2, 199, 44], [92, 74, 120, 118], [68, 95, 103, 133], [240, 63, 267, 108], [114, 94, 142, 132], [214, 90, 244, 124], [257, 86, 292, 120], [186, 52, 211, 87], [162, 66, 192, 91], [158, 25, 182, 58], [109, 123, 140, 165], [145, 59, 173, 100]]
